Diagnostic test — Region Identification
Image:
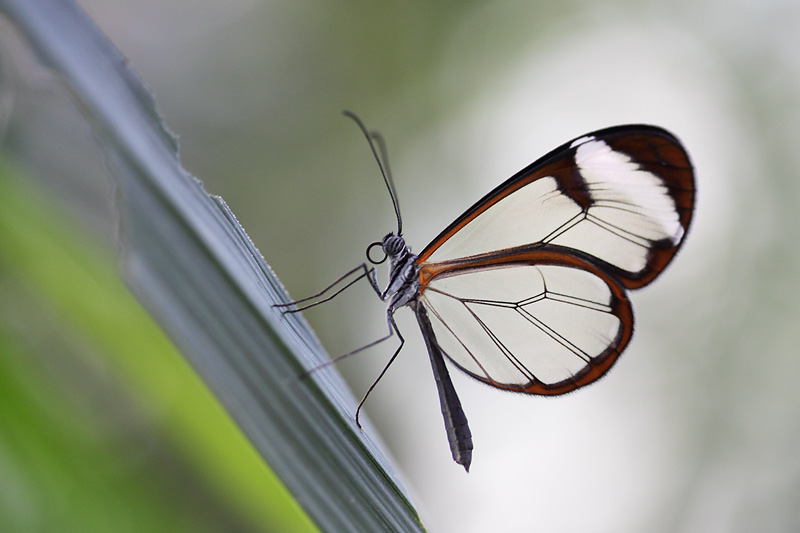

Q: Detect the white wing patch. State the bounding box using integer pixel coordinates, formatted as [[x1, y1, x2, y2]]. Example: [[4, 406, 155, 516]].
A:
[[419, 264, 623, 387], [553, 139, 684, 272]]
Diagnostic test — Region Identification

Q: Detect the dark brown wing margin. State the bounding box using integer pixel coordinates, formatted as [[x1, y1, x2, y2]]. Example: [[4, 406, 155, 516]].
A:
[[416, 125, 695, 290]]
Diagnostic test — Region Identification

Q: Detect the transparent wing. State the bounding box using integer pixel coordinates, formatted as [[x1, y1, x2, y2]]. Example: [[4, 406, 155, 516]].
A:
[[417, 250, 633, 395], [417, 125, 694, 289]]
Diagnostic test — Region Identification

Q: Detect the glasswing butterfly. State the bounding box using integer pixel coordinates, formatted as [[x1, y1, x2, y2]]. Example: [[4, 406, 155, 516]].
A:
[[277, 112, 695, 471]]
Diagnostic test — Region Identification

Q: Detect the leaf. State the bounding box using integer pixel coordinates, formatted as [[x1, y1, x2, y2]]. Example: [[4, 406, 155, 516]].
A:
[[0, 0, 423, 530]]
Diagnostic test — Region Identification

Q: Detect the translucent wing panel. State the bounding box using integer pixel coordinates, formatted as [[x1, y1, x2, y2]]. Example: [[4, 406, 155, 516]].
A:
[[418, 261, 632, 393], [423, 177, 581, 263], [419, 126, 694, 289]]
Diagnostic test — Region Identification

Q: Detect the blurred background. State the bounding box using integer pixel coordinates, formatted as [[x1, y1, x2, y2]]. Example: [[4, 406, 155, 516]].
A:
[[1, 0, 799, 531]]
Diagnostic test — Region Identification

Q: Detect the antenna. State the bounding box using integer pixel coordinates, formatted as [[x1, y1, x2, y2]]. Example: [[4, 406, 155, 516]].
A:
[[342, 111, 403, 236]]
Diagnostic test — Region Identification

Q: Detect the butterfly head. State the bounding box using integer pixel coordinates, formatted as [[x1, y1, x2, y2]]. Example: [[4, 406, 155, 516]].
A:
[[366, 233, 409, 265]]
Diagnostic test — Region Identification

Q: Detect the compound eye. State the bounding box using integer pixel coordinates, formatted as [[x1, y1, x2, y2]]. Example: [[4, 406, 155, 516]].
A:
[[382, 234, 405, 256]]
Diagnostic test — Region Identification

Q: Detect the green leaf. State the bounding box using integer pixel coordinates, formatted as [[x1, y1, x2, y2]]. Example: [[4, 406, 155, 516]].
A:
[[0, 162, 311, 532]]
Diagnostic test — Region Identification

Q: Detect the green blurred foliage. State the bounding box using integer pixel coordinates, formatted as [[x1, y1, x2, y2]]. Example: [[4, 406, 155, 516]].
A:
[[0, 164, 315, 532]]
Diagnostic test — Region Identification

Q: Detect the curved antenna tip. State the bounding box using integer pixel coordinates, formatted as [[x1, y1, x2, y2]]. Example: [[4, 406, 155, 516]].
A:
[[341, 109, 361, 125], [341, 111, 403, 236]]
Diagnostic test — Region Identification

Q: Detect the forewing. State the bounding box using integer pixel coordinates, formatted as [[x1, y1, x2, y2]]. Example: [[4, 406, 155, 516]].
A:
[[417, 250, 633, 395], [417, 125, 694, 289]]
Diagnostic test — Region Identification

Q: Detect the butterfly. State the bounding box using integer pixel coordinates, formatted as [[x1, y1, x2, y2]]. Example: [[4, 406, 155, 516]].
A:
[[278, 112, 695, 472]]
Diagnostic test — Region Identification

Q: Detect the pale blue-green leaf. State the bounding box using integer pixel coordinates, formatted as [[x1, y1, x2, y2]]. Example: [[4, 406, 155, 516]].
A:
[[0, 0, 422, 530]]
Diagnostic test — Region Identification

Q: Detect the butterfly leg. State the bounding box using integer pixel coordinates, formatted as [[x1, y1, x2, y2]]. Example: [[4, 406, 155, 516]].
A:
[[355, 310, 404, 429], [274, 263, 381, 313], [297, 285, 402, 381]]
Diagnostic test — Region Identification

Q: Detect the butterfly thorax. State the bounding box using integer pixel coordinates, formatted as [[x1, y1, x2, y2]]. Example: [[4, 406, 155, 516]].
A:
[[378, 233, 420, 309]]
